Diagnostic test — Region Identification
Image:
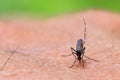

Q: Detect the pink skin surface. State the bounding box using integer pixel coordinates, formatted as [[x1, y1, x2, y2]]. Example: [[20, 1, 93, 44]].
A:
[[0, 10, 120, 80]]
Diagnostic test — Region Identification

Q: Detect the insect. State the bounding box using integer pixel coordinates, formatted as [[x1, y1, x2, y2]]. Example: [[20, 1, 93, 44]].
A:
[[62, 19, 98, 68], [0, 47, 19, 71]]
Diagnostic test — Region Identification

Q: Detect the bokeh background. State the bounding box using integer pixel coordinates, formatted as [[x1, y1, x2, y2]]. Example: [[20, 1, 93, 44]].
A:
[[0, 0, 120, 17]]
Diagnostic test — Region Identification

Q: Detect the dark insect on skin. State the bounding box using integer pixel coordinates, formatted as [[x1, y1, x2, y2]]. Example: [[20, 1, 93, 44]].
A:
[[62, 19, 98, 68], [0, 46, 19, 71]]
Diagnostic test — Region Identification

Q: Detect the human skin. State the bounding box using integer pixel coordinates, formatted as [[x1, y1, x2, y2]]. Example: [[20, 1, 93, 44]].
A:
[[0, 10, 120, 80]]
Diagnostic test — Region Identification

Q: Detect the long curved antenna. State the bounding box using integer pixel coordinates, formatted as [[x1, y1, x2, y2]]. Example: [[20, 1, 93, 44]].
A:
[[83, 18, 86, 44]]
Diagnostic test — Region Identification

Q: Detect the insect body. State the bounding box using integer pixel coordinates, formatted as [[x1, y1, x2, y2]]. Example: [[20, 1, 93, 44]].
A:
[[62, 19, 98, 68], [70, 39, 86, 68]]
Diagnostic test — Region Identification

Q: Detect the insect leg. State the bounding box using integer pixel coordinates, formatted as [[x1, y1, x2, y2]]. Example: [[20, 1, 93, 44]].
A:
[[78, 47, 85, 67], [61, 53, 73, 57], [71, 47, 76, 52], [0, 46, 19, 71], [69, 59, 78, 68], [79, 59, 85, 68], [71, 47, 77, 59], [81, 47, 85, 60], [62, 47, 76, 59], [83, 18, 86, 44], [84, 55, 99, 62]]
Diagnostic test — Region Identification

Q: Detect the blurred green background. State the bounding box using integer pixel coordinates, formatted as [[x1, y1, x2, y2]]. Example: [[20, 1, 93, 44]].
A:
[[0, 0, 120, 17]]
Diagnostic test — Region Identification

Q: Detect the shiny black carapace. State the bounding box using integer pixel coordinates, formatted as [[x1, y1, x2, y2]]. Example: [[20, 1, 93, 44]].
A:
[[62, 19, 98, 68]]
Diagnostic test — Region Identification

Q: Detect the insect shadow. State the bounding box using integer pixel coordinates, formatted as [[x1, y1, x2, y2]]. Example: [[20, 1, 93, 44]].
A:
[[62, 19, 99, 68]]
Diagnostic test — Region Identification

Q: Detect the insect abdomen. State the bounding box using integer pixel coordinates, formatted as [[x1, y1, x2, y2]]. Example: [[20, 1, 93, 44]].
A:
[[76, 39, 83, 51]]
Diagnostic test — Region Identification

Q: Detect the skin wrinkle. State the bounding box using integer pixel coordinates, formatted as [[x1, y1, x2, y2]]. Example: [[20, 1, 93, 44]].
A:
[[0, 10, 120, 80]]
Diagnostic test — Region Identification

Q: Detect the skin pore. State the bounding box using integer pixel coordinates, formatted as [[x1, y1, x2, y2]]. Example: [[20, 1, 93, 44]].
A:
[[0, 10, 120, 80]]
